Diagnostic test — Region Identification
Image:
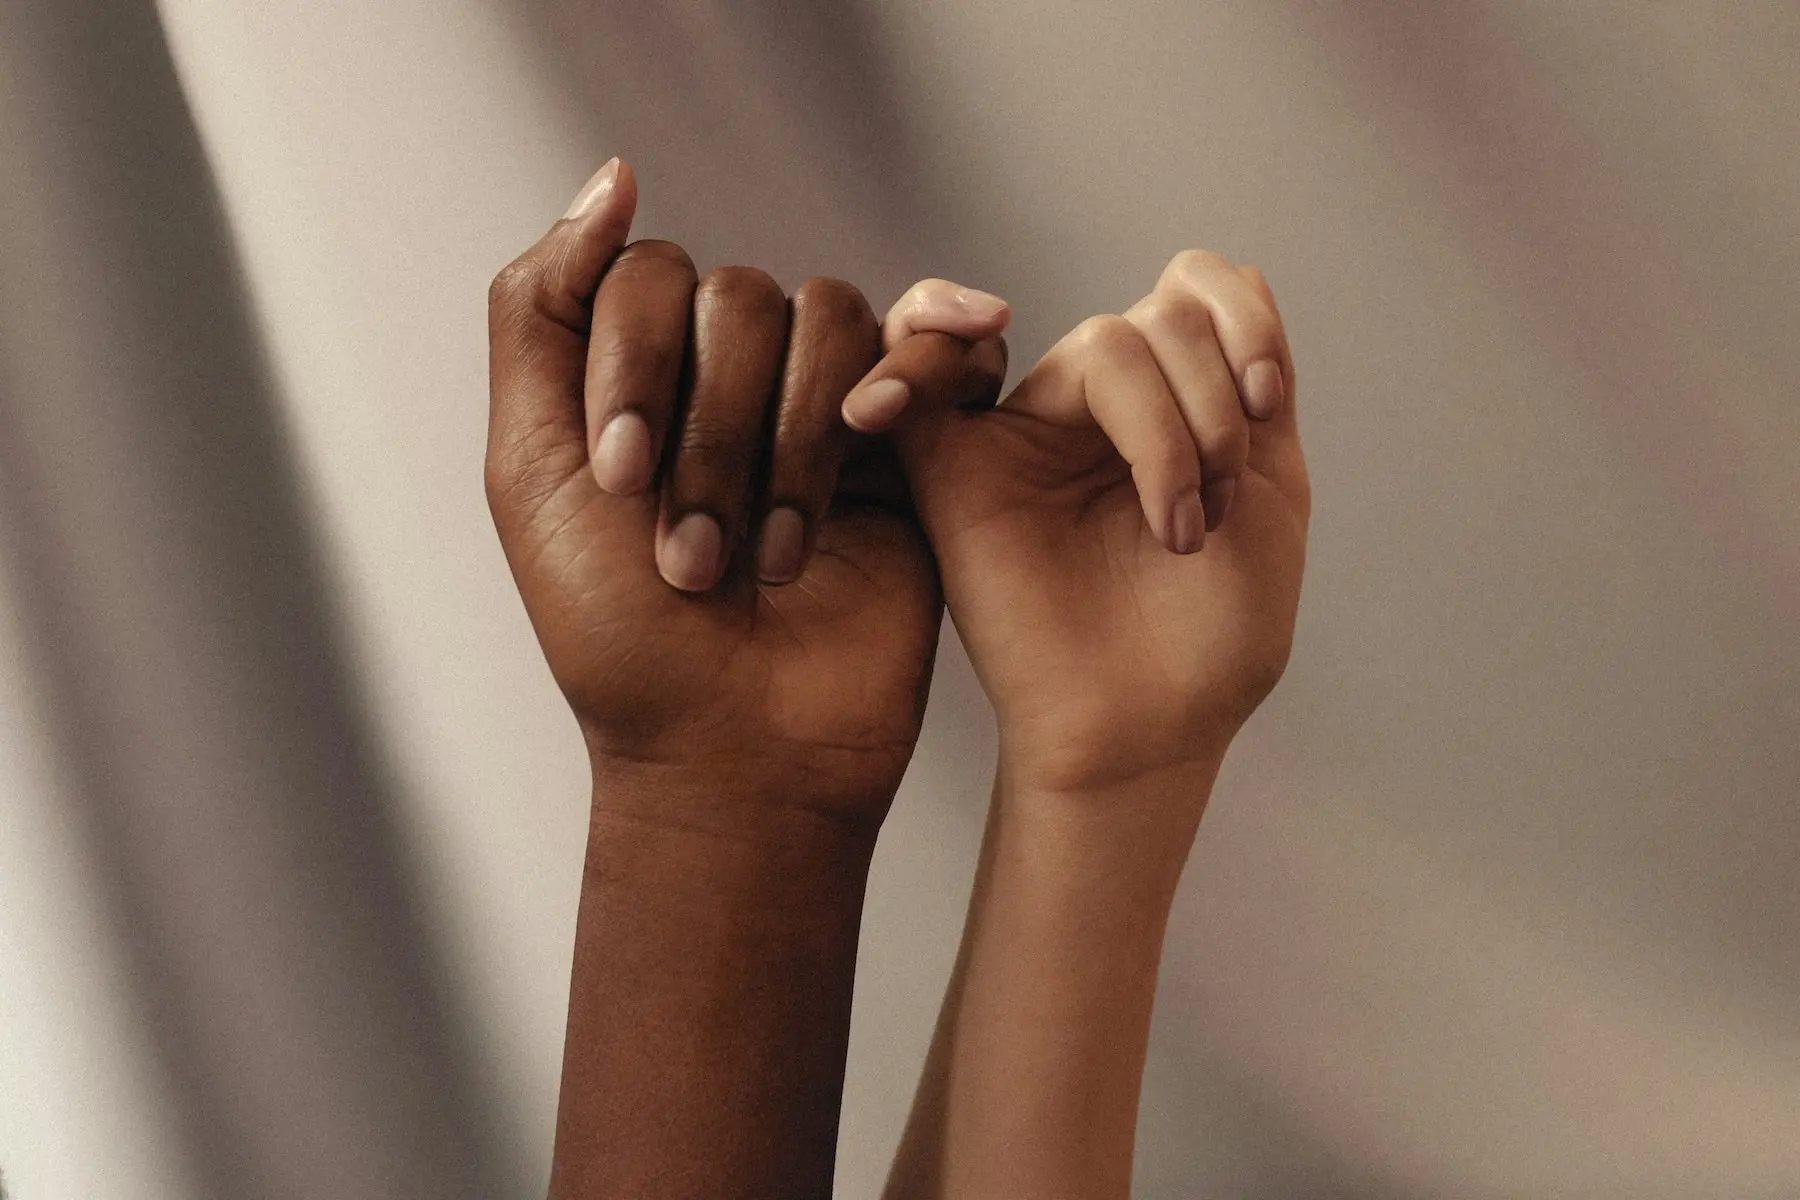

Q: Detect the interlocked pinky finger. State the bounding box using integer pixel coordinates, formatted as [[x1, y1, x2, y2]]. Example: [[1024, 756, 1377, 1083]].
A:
[[881, 279, 1011, 352], [842, 279, 1011, 432]]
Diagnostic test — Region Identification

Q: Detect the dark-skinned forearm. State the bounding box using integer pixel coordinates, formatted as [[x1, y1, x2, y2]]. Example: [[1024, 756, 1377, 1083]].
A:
[[547, 764, 884, 1200]]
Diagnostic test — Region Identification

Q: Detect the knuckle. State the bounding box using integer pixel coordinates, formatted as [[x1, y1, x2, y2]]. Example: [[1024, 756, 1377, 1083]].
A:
[[615, 238, 696, 275], [971, 335, 1009, 382], [940, 335, 1009, 414], [487, 256, 540, 317], [1138, 289, 1216, 343], [677, 415, 759, 472], [1195, 413, 1250, 474], [1240, 264, 1276, 303], [482, 454, 536, 524], [697, 265, 785, 314], [794, 276, 876, 333], [888, 279, 960, 334], [893, 291, 931, 331], [899, 278, 958, 315], [1242, 636, 1294, 709], [1071, 313, 1145, 362], [482, 443, 554, 523], [794, 275, 868, 314], [1168, 247, 1233, 279]]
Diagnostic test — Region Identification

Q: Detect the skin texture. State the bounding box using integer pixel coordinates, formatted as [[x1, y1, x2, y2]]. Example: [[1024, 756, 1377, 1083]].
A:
[[491, 154, 1304, 1196], [484, 158, 1008, 1200], [852, 252, 1308, 794], [859, 254, 1310, 1199]]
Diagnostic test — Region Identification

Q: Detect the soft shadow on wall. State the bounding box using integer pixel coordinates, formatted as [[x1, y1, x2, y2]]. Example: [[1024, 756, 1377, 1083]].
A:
[[0, 2, 515, 1197]]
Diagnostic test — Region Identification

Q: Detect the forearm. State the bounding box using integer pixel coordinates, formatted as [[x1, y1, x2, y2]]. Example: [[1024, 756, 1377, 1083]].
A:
[[885, 756, 1222, 1200], [549, 763, 883, 1200]]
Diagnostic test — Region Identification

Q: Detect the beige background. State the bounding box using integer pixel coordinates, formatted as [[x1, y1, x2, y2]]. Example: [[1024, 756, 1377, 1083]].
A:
[[2, 2, 1796, 1197]]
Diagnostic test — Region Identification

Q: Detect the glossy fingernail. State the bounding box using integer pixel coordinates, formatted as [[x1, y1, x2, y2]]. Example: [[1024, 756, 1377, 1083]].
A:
[[1201, 477, 1237, 532], [756, 507, 806, 583], [953, 287, 1010, 322], [1243, 358, 1285, 420], [563, 157, 621, 220], [592, 410, 653, 495], [1170, 488, 1207, 554], [843, 378, 910, 433], [659, 512, 723, 592]]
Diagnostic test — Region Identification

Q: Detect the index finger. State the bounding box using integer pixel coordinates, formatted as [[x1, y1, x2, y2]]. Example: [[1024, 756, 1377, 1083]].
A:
[[485, 158, 640, 516]]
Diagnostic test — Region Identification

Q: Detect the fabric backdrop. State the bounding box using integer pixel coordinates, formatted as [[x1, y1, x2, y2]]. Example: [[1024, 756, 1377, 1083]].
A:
[[2, 2, 1796, 1197]]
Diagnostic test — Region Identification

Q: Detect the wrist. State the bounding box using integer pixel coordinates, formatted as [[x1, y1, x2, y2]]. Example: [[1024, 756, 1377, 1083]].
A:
[[555, 762, 880, 1200], [990, 751, 1225, 901], [588, 747, 899, 851], [991, 702, 1239, 799], [580, 799, 878, 962]]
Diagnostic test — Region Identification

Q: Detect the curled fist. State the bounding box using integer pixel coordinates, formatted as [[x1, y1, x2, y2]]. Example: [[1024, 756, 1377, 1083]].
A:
[[485, 159, 1010, 826], [849, 249, 1309, 797]]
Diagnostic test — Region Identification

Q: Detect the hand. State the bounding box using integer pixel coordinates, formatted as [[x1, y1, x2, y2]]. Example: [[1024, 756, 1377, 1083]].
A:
[[485, 158, 1011, 825], [849, 250, 1308, 798], [869, 254, 1307, 1200], [489, 159, 1014, 1200]]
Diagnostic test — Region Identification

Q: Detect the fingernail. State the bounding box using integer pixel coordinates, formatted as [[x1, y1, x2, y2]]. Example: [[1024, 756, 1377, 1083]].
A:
[[1243, 358, 1285, 420], [843, 378, 910, 433], [1170, 488, 1207, 554], [953, 287, 1009, 322], [1201, 477, 1237, 532], [592, 410, 652, 495], [563, 157, 621, 220], [659, 512, 723, 592], [756, 507, 806, 583]]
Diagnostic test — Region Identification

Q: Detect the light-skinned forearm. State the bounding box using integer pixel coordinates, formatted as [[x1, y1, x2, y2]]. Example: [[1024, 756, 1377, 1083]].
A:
[[883, 755, 1223, 1200], [548, 762, 885, 1200]]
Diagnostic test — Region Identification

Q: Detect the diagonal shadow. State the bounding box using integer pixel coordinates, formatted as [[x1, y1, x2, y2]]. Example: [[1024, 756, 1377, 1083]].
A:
[[0, 2, 516, 1197]]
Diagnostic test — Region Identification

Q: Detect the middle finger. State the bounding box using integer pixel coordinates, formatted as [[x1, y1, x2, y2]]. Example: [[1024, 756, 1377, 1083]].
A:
[[657, 266, 789, 592]]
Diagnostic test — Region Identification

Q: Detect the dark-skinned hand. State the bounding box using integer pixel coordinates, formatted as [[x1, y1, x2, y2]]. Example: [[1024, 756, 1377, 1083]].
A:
[[485, 157, 1010, 828]]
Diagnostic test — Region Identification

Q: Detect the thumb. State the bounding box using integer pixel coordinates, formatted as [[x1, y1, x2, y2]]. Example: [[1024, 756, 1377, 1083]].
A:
[[485, 157, 639, 523]]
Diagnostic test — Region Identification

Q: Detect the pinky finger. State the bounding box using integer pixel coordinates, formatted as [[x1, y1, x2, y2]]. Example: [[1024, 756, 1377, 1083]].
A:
[[1239, 264, 1274, 304], [881, 278, 1011, 352], [843, 279, 1011, 432], [842, 331, 1008, 436]]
